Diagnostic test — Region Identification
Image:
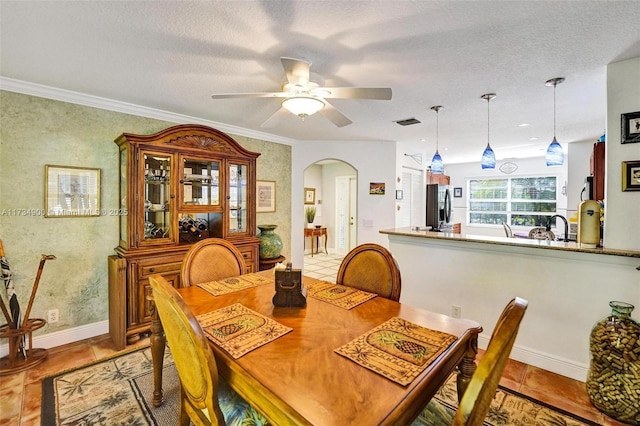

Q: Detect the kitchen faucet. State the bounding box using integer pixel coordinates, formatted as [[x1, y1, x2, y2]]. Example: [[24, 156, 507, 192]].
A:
[[546, 214, 569, 242]]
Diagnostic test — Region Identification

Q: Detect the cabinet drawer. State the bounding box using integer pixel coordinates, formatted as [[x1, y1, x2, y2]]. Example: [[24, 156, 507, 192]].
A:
[[137, 258, 183, 279]]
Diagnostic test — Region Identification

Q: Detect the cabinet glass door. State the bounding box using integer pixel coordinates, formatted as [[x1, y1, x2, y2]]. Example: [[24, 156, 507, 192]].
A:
[[182, 157, 220, 207], [142, 152, 171, 242], [228, 162, 248, 234]]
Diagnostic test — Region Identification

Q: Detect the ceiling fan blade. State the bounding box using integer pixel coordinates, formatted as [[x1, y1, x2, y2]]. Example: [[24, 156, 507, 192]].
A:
[[281, 57, 311, 86], [211, 92, 287, 99], [319, 102, 352, 127], [260, 107, 289, 129], [319, 87, 392, 100]]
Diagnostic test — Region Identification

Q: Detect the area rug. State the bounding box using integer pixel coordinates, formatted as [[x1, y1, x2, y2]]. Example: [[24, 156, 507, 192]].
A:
[[42, 346, 600, 426], [307, 281, 377, 309], [335, 317, 457, 385]]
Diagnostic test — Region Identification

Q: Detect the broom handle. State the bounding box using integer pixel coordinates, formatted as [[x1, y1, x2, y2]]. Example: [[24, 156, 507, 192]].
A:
[[21, 254, 56, 329], [0, 240, 15, 326]]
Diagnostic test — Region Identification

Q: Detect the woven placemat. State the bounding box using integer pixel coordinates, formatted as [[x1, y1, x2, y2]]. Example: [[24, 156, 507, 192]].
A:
[[197, 273, 271, 296], [307, 281, 377, 309], [197, 303, 292, 359], [335, 317, 457, 385]]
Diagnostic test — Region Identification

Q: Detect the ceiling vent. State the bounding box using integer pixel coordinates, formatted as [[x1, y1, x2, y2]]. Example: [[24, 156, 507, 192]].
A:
[[394, 118, 421, 126]]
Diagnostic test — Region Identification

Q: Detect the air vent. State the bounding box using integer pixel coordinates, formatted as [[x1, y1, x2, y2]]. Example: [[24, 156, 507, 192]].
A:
[[394, 118, 421, 126]]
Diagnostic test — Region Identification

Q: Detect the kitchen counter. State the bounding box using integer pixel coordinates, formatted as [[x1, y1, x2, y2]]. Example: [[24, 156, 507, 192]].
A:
[[380, 226, 640, 383], [379, 227, 640, 259]]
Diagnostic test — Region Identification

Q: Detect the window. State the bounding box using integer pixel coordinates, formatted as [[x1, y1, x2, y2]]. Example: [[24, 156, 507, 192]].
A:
[[468, 176, 557, 226]]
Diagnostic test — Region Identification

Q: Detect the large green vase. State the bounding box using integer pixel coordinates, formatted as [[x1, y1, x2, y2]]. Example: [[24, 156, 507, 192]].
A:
[[258, 224, 283, 259]]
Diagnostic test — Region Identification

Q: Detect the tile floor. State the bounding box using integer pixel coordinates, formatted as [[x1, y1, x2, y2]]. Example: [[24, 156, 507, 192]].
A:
[[0, 254, 627, 425]]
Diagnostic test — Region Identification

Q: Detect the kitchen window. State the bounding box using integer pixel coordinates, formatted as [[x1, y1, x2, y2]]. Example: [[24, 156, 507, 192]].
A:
[[468, 176, 557, 226]]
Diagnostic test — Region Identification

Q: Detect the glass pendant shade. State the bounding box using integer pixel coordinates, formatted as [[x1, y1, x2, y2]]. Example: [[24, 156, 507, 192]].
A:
[[545, 137, 564, 166], [430, 105, 444, 174], [545, 77, 565, 166], [431, 150, 444, 173], [282, 96, 325, 117], [481, 144, 496, 169]]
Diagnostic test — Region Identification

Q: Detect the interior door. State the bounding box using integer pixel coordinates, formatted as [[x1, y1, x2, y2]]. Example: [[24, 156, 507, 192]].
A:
[[336, 175, 357, 254]]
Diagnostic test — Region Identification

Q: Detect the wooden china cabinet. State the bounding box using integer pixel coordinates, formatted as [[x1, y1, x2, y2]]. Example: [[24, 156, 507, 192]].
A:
[[108, 124, 261, 349]]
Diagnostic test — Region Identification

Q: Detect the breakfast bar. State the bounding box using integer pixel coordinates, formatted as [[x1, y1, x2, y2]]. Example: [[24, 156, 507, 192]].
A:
[[380, 227, 640, 382]]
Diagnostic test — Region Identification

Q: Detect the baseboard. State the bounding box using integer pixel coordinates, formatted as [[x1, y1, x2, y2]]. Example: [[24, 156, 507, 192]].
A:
[[0, 320, 109, 357], [478, 334, 588, 383]]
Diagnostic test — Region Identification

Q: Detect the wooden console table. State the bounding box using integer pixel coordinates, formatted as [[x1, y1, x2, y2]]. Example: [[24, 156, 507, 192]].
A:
[[304, 227, 327, 257]]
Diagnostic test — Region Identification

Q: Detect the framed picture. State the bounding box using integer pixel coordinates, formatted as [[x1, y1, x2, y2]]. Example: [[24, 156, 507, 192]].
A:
[[45, 165, 100, 217], [395, 190, 403, 200], [621, 111, 640, 144], [256, 180, 276, 212], [304, 187, 316, 205], [454, 187, 463, 198], [622, 160, 640, 191], [369, 182, 385, 195]]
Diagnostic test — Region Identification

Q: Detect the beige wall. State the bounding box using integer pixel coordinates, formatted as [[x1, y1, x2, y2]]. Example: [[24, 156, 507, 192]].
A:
[[0, 91, 291, 336]]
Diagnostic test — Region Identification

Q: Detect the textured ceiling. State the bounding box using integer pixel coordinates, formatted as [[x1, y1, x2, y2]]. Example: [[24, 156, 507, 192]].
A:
[[1, 1, 639, 164]]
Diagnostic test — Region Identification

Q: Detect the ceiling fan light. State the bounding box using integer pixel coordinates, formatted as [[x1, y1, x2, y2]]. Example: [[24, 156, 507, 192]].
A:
[[545, 137, 564, 166], [481, 144, 496, 169], [282, 96, 325, 117], [431, 150, 444, 174]]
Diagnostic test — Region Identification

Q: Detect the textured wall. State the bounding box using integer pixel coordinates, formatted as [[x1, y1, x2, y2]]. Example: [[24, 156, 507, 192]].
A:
[[0, 91, 291, 336]]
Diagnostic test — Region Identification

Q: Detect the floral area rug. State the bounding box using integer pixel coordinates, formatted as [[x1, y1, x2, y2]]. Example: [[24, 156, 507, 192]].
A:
[[42, 346, 600, 426]]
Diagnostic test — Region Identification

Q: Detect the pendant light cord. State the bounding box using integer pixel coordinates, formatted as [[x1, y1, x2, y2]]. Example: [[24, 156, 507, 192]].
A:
[[436, 109, 439, 152], [553, 83, 557, 138], [487, 96, 490, 146]]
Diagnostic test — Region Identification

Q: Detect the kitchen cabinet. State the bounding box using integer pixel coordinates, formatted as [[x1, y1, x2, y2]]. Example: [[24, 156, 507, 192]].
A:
[[590, 141, 605, 201], [108, 124, 260, 349], [426, 172, 450, 185]]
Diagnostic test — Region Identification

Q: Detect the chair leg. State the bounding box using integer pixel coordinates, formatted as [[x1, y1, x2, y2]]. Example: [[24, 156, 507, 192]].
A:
[[179, 392, 191, 426]]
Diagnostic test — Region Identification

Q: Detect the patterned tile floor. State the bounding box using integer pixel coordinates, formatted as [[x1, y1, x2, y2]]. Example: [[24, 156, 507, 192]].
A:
[[0, 253, 628, 425]]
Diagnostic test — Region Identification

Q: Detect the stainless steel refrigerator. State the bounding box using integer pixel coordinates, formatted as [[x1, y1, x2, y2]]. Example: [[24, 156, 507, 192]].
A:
[[426, 183, 452, 231]]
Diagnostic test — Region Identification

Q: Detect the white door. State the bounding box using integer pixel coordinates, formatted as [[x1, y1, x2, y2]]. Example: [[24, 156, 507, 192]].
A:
[[336, 175, 357, 254]]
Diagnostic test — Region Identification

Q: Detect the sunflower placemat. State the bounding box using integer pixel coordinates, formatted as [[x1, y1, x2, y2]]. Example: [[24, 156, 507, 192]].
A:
[[335, 317, 457, 385], [197, 303, 292, 359], [197, 273, 272, 296], [306, 281, 377, 309]]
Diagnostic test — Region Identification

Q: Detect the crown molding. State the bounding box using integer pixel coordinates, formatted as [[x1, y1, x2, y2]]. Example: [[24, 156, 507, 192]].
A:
[[0, 76, 297, 146]]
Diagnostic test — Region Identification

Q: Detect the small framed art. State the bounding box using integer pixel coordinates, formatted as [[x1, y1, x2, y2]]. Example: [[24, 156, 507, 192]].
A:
[[257, 180, 276, 212], [453, 187, 463, 198], [45, 165, 100, 217], [621, 111, 640, 144], [369, 182, 385, 195], [304, 187, 316, 204], [621, 160, 640, 191]]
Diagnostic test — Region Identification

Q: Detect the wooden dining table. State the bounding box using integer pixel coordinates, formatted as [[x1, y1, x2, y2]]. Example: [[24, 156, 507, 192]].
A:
[[149, 271, 482, 425]]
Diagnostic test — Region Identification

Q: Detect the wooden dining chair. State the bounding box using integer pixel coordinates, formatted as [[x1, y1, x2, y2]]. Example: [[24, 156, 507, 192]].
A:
[[412, 297, 528, 425], [336, 243, 401, 301], [181, 238, 246, 287], [150, 274, 268, 426]]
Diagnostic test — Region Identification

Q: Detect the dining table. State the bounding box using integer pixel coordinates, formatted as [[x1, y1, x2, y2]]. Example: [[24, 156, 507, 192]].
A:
[[149, 271, 482, 425]]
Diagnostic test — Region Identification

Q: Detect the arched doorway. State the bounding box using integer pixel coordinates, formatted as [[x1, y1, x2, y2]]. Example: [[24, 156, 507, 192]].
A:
[[303, 159, 357, 255]]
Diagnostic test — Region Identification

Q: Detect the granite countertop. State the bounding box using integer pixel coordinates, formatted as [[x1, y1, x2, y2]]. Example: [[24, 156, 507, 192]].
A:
[[379, 227, 640, 259]]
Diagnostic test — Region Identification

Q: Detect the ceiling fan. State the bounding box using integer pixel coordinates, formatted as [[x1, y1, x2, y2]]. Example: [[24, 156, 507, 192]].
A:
[[211, 57, 392, 128]]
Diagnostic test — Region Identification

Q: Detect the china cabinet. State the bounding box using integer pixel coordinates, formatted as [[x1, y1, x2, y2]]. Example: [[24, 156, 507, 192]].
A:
[[108, 124, 260, 349]]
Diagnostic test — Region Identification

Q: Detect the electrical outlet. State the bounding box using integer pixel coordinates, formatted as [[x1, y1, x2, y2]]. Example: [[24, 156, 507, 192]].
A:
[[451, 305, 462, 319], [47, 309, 59, 323]]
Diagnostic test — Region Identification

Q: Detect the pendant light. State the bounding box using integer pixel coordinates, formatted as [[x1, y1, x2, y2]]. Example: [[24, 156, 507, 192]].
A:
[[480, 93, 496, 169], [545, 77, 565, 166], [430, 105, 444, 174]]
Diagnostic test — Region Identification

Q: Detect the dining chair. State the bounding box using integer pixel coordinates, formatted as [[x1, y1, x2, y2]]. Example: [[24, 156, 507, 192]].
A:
[[412, 297, 528, 426], [336, 243, 401, 301], [181, 238, 246, 287], [150, 274, 268, 426], [528, 226, 555, 240]]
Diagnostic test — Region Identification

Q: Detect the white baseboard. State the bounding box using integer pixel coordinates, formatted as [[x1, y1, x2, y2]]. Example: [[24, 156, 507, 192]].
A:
[[0, 320, 109, 357], [478, 334, 588, 383]]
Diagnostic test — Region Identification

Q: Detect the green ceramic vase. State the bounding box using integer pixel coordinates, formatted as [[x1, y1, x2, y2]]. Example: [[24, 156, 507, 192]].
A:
[[258, 224, 283, 259]]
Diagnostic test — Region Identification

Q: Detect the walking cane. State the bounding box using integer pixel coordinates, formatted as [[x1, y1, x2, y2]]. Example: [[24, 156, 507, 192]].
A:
[[21, 254, 56, 330]]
